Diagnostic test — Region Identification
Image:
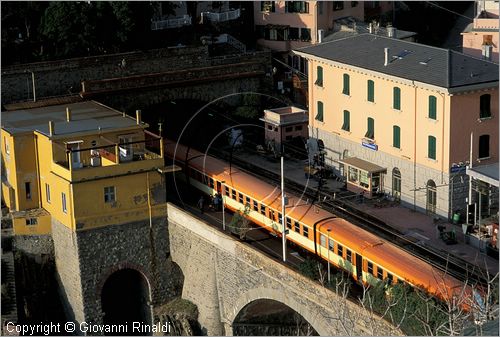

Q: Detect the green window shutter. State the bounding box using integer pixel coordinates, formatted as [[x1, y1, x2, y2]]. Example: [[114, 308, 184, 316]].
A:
[[428, 136, 436, 159], [365, 117, 374, 139], [393, 125, 400, 148], [342, 110, 350, 131], [315, 66, 323, 86], [343, 74, 350, 95], [393, 87, 401, 110], [367, 80, 374, 102], [315, 101, 324, 122], [428, 96, 437, 119]]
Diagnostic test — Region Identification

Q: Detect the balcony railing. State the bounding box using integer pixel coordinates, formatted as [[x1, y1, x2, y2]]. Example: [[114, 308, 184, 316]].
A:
[[151, 15, 192, 30], [201, 8, 240, 23]]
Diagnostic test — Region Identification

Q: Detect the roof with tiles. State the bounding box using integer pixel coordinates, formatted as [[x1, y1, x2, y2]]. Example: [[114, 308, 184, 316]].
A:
[[295, 33, 499, 88]]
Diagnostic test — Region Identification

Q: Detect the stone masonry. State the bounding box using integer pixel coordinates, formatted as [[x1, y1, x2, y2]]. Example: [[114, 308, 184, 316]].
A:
[[167, 203, 401, 336]]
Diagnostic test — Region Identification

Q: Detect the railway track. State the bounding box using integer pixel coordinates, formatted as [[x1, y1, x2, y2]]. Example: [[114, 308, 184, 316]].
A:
[[209, 147, 490, 286]]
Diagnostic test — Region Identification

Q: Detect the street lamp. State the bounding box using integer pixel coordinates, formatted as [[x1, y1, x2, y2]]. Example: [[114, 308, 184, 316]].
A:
[[327, 228, 331, 284], [221, 181, 226, 231]]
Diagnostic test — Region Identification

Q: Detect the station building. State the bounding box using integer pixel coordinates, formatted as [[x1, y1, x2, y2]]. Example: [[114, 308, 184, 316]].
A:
[[294, 34, 499, 219]]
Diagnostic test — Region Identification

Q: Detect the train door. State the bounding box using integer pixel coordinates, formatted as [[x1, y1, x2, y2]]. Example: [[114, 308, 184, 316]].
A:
[[355, 254, 363, 281]]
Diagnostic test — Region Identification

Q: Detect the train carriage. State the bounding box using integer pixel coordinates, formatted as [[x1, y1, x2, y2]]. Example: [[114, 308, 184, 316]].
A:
[[165, 140, 467, 301]]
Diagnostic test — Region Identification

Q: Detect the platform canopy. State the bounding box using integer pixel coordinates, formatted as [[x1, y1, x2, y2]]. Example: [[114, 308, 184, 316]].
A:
[[466, 163, 499, 187], [338, 157, 387, 174]]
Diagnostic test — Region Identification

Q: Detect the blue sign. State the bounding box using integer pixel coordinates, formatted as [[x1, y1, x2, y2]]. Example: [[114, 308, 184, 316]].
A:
[[362, 140, 378, 151], [450, 165, 466, 174]]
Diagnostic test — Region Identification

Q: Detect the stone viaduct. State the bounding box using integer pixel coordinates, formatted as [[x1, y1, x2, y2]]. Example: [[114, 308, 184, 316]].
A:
[[167, 204, 399, 335]]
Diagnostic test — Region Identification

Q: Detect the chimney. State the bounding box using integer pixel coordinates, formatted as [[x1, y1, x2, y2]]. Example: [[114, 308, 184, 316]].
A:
[[384, 48, 389, 66], [318, 29, 324, 43], [48, 121, 55, 136], [136, 110, 142, 125], [368, 22, 373, 34], [387, 24, 396, 38], [66, 107, 71, 122]]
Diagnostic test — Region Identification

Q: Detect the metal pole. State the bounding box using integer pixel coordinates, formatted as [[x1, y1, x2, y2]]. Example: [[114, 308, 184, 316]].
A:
[[31, 71, 36, 102], [327, 229, 331, 284], [281, 156, 287, 262], [467, 132, 473, 224], [221, 181, 226, 231]]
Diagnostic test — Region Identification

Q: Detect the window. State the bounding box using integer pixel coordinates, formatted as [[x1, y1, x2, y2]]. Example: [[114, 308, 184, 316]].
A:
[[320, 234, 326, 247], [367, 80, 375, 102], [289, 27, 299, 40], [328, 238, 334, 251], [25, 182, 31, 200], [295, 125, 302, 131], [294, 221, 300, 233], [232, 189, 237, 200], [267, 125, 273, 131], [225, 186, 230, 196], [346, 249, 352, 263], [261, 1, 275, 12], [260, 205, 266, 215], [426, 180, 437, 214], [253, 200, 258, 211], [62, 192, 67, 213], [238, 193, 244, 204], [367, 261, 374, 274], [315, 101, 324, 122], [46, 184, 51, 203], [209, 178, 214, 188], [278, 213, 282, 224], [285, 127, 293, 132], [393, 87, 401, 110], [300, 28, 311, 41], [4, 137, 9, 155], [104, 186, 116, 203], [365, 117, 374, 139], [333, 1, 344, 10], [337, 244, 344, 257], [341, 110, 350, 131], [479, 135, 490, 159], [377, 266, 384, 280], [286, 217, 292, 229], [428, 136, 436, 160], [393, 125, 400, 149], [428, 95, 437, 120], [269, 209, 274, 220], [318, 1, 323, 14], [342, 74, 350, 95], [480, 94, 491, 118], [351, 1, 359, 7], [387, 272, 394, 284], [286, 1, 309, 13], [315, 66, 323, 86], [303, 226, 309, 238], [392, 168, 401, 200], [26, 218, 37, 226]]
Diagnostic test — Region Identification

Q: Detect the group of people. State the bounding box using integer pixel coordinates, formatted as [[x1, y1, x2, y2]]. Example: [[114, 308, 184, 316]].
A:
[[197, 192, 223, 214]]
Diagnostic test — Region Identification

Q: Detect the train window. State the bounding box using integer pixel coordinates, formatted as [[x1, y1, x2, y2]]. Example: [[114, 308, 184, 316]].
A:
[[238, 193, 244, 203], [286, 217, 292, 229], [377, 267, 383, 280], [253, 200, 258, 211], [337, 244, 344, 257], [278, 213, 282, 224], [387, 272, 394, 284], [367, 261, 373, 275], [328, 239, 334, 251], [303, 226, 309, 238], [294, 221, 300, 232], [260, 205, 266, 215], [225, 186, 230, 196], [209, 178, 214, 188], [246, 196, 250, 205], [346, 249, 352, 263], [232, 189, 236, 200], [320, 234, 326, 247]]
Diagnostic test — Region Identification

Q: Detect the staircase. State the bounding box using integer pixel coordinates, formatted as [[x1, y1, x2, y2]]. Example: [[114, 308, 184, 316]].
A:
[[1, 249, 18, 326]]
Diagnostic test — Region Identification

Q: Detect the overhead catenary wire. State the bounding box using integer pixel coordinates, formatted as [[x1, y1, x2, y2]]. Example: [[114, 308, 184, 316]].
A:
[[426, 2, 474, 21]]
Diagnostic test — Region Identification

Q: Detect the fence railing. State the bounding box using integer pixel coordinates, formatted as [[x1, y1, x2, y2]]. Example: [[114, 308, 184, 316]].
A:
[[151, 15, 192, 30], [201, 8, 240, 23]]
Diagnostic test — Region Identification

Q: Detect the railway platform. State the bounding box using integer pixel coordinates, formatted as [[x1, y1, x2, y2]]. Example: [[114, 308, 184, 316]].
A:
[[231, 149, 499, 277]]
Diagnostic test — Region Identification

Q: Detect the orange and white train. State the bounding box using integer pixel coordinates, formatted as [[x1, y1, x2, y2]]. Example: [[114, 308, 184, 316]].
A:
[[165, 140, 469, 301]]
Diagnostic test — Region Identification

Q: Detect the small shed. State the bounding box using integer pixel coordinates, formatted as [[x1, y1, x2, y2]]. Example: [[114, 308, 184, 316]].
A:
[[260, 106, 308, 153], [339, 157, 387, 198]]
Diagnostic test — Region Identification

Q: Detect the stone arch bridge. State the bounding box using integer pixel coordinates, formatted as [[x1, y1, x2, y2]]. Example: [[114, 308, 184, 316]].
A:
[[167, 204, 400, 335]]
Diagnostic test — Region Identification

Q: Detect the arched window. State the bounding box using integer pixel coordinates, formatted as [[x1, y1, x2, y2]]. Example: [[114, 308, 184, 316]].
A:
[[428, 95, 437, 120], [367, 80, 375, 102], [426, 180, 437, 214], [342, 73, 350, 95], [428, 136, 436, 160], [315, 66, 323, 86], [341, 110, 350, 131], [393, 87, 401, 110], [393, 125, 400, 148], [315, 101, 324, 122], [479, 134, 490, 159], [365, 117, 374, 139], [480, 94, 491, 119], [392, 168, 401, 200]]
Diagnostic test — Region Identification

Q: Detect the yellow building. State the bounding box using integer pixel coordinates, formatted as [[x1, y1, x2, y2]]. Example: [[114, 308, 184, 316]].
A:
[[294, 34, 499, 218], [1, 101, 168, 235]]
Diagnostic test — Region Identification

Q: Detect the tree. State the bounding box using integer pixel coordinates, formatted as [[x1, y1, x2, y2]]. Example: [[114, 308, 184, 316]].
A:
[[228, 203, 251, 240]]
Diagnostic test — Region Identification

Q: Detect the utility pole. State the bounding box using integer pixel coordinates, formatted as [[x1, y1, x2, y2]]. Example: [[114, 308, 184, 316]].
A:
[[467, 132, 473, 225], [281, 155, 287, 262], [327, 229, 331, 284]]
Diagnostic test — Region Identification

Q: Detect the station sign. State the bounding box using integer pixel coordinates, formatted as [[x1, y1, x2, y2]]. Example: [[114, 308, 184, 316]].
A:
[[361, 139, 378, 151]]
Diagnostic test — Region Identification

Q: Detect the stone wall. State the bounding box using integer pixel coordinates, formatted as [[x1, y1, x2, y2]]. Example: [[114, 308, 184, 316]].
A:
[[1, 46, 272, 104], [13, 234, 54, 256], [167, 203, 401, 336]]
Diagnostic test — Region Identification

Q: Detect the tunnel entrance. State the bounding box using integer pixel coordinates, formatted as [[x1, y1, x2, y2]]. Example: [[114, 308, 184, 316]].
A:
[[233, 299, 318, 336], [101, 268, 151, 335]]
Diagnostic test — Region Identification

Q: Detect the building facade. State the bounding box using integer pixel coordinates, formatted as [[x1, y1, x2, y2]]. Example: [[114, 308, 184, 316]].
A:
[[294, 34, 499, 218], [462, 0, 499, 63]]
